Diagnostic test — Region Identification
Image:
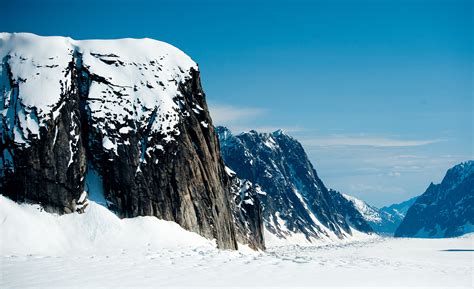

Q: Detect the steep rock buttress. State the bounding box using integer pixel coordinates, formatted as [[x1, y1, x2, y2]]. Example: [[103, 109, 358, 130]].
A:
[[0, 33, 264, 250]]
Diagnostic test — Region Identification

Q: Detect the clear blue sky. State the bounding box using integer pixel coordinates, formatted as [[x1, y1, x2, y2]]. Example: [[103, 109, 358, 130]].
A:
[[2, 0, 472, 206]]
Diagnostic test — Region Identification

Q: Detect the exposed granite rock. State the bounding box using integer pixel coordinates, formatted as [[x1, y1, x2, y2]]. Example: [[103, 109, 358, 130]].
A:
[[0, 33, 258, 250], [82, 67, 237, 249], [1, 55, 87, 214]]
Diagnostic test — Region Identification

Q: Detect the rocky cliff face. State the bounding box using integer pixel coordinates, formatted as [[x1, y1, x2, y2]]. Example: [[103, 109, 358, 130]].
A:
[[226, 167, 266, 250], [216, 126, 373, 243], [0, 33, 261, 250], [395, 161, 474, 238]]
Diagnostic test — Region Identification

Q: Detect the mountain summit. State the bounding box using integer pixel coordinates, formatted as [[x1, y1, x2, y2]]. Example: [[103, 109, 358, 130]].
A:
[[216, 126, 373, 243], [395, 161, 474, 238]]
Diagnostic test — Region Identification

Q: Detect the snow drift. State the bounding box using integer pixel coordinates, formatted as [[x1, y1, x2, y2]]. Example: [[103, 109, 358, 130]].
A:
[[0, 195, 214, 256]]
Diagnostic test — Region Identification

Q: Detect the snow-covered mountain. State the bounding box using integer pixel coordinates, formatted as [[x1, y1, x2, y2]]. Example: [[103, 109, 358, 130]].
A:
[[343, 194, 415, 235], [380, 197, 417, 218], [0, 33, 264, 250], [216, 126, 373, 244], [395, 161, 474, 238]]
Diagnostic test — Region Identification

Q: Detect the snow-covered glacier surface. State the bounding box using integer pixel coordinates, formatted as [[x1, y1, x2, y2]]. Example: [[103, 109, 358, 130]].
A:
[[1, 195, 472, 289]]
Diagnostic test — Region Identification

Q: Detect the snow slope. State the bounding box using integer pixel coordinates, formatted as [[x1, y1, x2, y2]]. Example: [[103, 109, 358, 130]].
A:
[[0, 195, 213, 256], [343, 193, 382, 223], [1, 195, 473, 288]]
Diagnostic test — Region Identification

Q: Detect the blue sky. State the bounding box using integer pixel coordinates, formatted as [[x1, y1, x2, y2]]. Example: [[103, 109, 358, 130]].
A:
[[2, 0, 472, 206]]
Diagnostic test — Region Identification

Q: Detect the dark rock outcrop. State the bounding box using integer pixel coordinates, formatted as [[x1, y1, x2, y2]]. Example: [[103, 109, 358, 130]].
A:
[[0, 33, 261, 250], [1, 49, 87, 214], [395, 161, 474, 238], [226, 167, 265, 250]]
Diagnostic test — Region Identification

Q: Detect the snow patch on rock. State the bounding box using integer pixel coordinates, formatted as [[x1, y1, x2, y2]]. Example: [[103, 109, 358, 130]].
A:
[[1, 32, 197, 155]]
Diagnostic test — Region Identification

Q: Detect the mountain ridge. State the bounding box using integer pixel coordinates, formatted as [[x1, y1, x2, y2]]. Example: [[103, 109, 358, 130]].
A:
[[395, 161, 474, 238], [216, 126, 374, 244]]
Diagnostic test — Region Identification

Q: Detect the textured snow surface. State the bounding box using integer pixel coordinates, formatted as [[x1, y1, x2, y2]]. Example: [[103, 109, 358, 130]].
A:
[[2, 196, 472, 288], [1, 33, 197, 153]]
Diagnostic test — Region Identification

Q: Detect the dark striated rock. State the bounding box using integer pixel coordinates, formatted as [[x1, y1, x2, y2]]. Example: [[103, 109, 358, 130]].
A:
[[1, 54, 87, 214], [0, 33, 266, 250], [395, 161, 474, 238], [82, 67, 237, 249]]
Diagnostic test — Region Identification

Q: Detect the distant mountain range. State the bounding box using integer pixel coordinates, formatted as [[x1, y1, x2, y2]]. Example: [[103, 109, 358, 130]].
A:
[[342, 194, 416, 235], [345, 161, 474, 238], [217, 127, 474, 240]]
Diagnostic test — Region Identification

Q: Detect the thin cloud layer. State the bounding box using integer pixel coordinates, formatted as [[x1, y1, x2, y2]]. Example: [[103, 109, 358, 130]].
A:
[[301, 136, 443, 147], [208, 103, 265, 124]]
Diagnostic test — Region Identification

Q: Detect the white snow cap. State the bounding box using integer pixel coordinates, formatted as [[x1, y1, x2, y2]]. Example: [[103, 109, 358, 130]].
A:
[[0, 33, 198, 152]]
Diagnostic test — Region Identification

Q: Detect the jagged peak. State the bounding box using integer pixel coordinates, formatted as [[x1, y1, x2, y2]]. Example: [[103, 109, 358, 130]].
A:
[[447, 160, 474, 175], [272, 129, 285, 136], [229, 128, 294, 141], [215, 126, 233, 138], [440, 160, 474, 187]]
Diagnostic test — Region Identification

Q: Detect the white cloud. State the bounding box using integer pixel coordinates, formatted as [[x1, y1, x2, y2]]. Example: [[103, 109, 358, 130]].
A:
[[228, 125, 303, 134], [388, 171, 401, 177], [300, 135, 442, 147], [347, 183, 407, 196], [207, 103, 303, 133], [208, 104, 265, 124]]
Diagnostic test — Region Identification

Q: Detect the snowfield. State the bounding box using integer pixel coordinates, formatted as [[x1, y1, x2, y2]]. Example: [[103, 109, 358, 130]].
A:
[[1, 196, 473, 289]]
